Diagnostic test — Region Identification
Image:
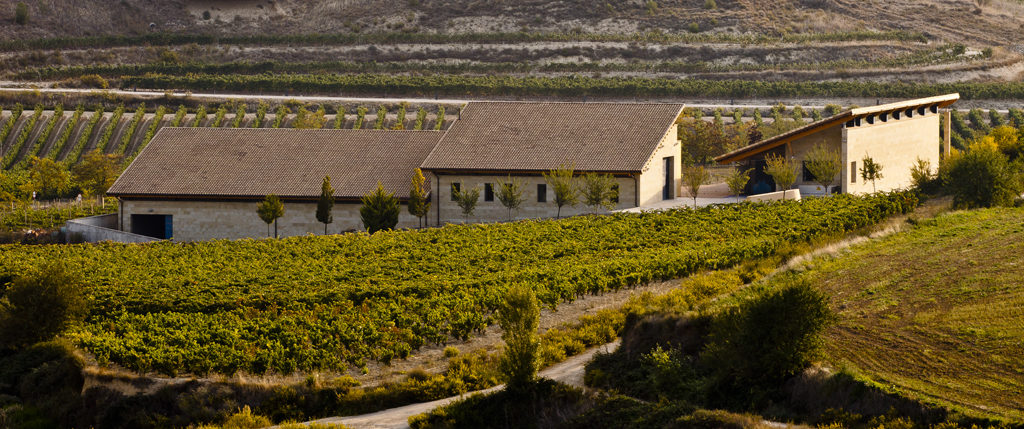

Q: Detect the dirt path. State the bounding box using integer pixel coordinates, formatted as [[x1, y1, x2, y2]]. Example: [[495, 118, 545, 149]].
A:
[[286, 341, 621, 429]]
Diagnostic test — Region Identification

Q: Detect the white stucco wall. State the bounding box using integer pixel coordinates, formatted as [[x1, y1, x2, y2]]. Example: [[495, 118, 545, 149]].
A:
[[637, 123, 682, 206], [120, 199, 422, 242], [842, 112, 940, 194]]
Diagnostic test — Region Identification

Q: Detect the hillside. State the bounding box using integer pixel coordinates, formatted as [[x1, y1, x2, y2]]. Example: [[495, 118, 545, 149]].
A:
[[803, 207, 1024, 421], [1, 0, 1023, 95]]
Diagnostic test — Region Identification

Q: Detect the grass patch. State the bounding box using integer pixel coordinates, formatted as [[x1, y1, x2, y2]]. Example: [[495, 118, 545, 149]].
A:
[[799, 208, 1024, 422]]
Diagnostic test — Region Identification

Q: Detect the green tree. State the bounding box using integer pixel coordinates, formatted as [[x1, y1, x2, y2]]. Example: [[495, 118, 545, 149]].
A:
[[257, 194, 285, 238], [72, 150, 121, 201], [393, 103, 408, 130], [681, 164, 709, 207], [702, 277, 836, 398], [941, 145, 1022, 209], [804, 143, 841, 194], [316, 176, 334, 234], [764, 153, 797, 198], [860, 156, 884, 192], [497, 284, 541, 393], [0, 263, 88, 350], [26, 157, 72, 199], [293, 106, 326, 129], [725, 167, 752, 199], [373, 105, 387, 129], [14, 2, 28, 25], [453, 182, 481, 221], [360, 182, 400, 233], [580, 173, 618, 211], [496, 176, 525, 221], [408, 168, 430, 228], [543, 164, 577, 218]]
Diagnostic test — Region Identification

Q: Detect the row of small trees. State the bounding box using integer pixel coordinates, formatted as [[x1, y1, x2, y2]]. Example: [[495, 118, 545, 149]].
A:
[[253, 166, 621, 237]]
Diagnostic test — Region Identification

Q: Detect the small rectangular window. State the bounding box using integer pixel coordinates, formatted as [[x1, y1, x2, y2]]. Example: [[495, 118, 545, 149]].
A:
[[851, 162, 857, 183], [537, 183, 547, 203], [484, 183, 494, 202], [451, 183, 461, 201]]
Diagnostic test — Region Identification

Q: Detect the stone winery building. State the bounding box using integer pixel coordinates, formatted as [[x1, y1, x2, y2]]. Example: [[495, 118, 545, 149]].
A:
[[715, 94, 959, 195], [106, 101, 685, 241]]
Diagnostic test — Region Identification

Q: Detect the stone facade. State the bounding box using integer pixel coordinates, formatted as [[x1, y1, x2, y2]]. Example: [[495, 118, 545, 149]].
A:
[[427, 123, 681, 224], [842, 112, 940, 194], [119, 199, 421, 242]]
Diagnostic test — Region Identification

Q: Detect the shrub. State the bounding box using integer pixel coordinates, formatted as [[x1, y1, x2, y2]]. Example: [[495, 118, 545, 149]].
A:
[[78, 74, 108, 89], [703, 0, 716, 9], [940, 144, 1022, 208], [0, 264, 88, 350], [910, 158, 940, 195], [764, 153, 797, 196], [497, 285, 541, 393], [14, 2, 27, 25], [360, 182, 399, 233], [701, 277, 836, 402]]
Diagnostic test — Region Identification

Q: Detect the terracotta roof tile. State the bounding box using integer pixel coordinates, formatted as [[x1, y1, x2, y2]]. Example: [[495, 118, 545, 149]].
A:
[[420, 102, 683, 173], [107, 128, 443, 200]]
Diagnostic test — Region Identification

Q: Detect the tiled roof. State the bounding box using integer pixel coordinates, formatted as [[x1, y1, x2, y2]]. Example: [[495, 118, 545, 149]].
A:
[[420, 102, 684, 173], [107, 128, 443, 200]]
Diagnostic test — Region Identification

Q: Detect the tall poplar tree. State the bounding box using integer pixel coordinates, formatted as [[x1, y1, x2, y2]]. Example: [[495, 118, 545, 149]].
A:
[[316, 176, 334, 234]]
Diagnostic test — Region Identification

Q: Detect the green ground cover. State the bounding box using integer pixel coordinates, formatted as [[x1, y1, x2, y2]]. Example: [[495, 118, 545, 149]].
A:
[[806, 208, 1024, 422], [0, 192, 915, 376]]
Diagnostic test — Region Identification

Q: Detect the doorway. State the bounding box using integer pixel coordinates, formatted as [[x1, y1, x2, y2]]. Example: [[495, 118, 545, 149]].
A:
[[131, 214, 172, 239], [662, 156, 674, 200]]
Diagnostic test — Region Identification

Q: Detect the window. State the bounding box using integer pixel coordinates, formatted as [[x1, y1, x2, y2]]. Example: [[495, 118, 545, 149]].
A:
[[537, 183, 547, 202], [484, 183, 494, 202], [611, 184, 620, 204], [850, 161, 857, 183], [450, 183, 461, 201], [802, 161, 817, 182]]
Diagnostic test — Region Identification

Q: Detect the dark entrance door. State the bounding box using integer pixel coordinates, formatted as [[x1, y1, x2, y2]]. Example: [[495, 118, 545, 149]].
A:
[[131, 214, 172, 239], [663, 156, 674, 200]]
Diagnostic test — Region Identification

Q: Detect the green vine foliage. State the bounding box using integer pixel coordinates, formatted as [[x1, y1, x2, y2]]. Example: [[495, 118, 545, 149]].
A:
[[0, 192, 918, 376], [64, 106, 104, 166], [46, 104, 84, 160]]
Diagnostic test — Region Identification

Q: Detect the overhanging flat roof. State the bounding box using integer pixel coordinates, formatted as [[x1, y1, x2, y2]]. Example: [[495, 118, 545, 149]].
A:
[[715, 93, 960, 164]]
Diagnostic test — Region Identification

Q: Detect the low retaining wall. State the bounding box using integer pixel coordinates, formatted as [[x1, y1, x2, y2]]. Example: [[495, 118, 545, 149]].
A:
[[746, 189, 802, 203], [65, 214, 163, 243]]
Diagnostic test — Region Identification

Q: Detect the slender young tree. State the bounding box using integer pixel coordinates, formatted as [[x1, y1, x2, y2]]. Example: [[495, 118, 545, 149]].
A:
[[682, 164, 710, 207], [543, 164, 578, 218], [316, 176, 334, 234], [725, 167, 753, 200], [360, 182, 400, 233], [257, 194, 285, 238], [496, 176, 525, 221], [408, 168, 430, 228], [580, 173, 618, 212], [764, 154, 797, 199], [860, 156, 884, 192], [453, 182, 481, 221], [497, 284, 541, 393], [804, 143, 841, 195]]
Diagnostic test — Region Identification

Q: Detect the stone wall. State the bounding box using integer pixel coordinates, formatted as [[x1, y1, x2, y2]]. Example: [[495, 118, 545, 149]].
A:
[[120, 199, 421, 242], [65, 214, 162, 243], [842, 112, 939, 194]]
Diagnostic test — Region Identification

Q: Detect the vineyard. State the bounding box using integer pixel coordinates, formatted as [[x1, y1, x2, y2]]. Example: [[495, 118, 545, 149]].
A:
[[0, 191, 918, 376], [121, 73, 1024, 100], [0, 101, 455, 174]]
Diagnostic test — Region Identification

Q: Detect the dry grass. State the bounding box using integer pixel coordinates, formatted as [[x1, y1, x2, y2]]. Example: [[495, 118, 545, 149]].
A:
[[798, 207, 1024, 422]]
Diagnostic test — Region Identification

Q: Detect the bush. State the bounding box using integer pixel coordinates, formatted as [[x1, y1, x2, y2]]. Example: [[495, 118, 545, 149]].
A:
[[701, 277, 836, 403], [14, 2, 27, 25], [941, 145, 1022, 208], [79, 74, 109, 89], [408, 379, 587, 429], [360, 182, 399, 233], [0, 264, 88, 350]]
